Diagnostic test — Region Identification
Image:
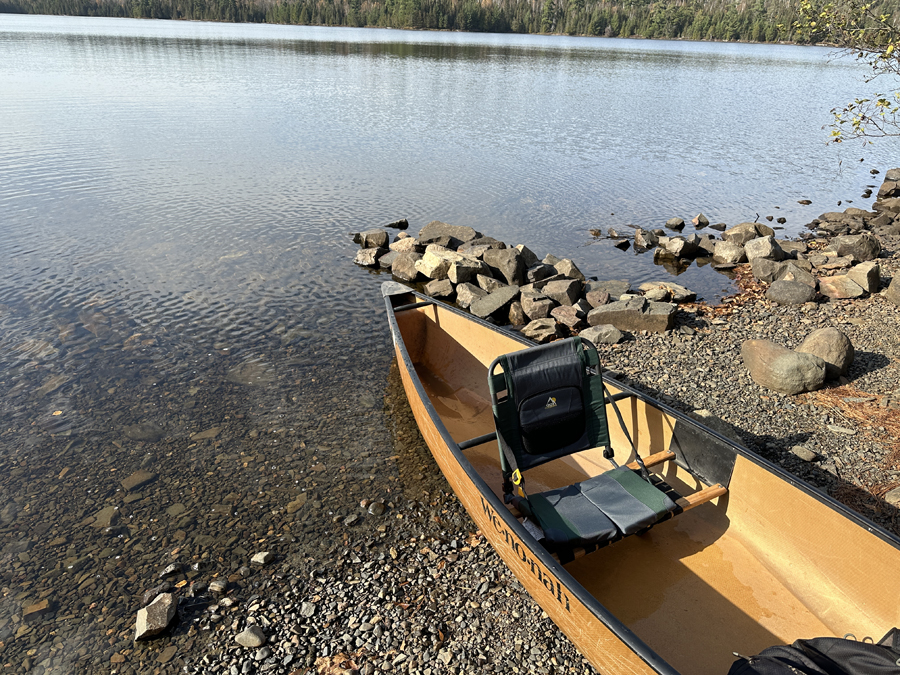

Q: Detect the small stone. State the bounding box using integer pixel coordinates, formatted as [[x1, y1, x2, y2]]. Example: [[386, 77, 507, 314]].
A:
[[791, 445, 818, 462], [884, 487, 900, 507], [368, 501, 386, 516], [236, 625, 267, 648], [157, 646, 178, 664], [692, 213, 709, 228], [665, 217, 685, 230], [343, 514, 359, 526], [885, 275, 900, 305], [91, 505, 119, 529], [22, 599, 52, 623], [209, 579, 228, 595], [121, 470, 157, 492], [826, 425, 856, 436], [286, 493, 308, 514], [135, 593, 177, 640], [159, 563, 181, 578], [300, 602, 316, 618], [251, 551, 274, 565]]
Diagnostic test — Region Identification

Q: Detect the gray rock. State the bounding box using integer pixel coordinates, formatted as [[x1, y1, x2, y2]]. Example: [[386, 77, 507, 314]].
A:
[[796, 327, 854, 379], [775, 261, 817, 289], [418, 221, 480, 244], [476, 274, 507, 293], [521, 318, 560, 344], [121, 470, 157, 491], [508, 301, 527, 326], [123, 423, 164, 443], [251, 551, 274, 565], [778, 240, 808, 257], [541, 279, 581, 306], [353, 229, 389, 249], [634, 229, 659, 249], [483, 249, 525, 286], [846, 261, 880, 294], [643, 287, 670, 301], [209, 579, 228, 596], [885, 167, 900, 181], [159, 563, 181, 578], [586, 297, 676, 333], [791, 445, 818, 462], [751, 257, 786, 283], [579, 324, 624, 345], [377, 250, 398, 269], [526, 263, 557, 284], [665, 237, 698, 258], [91, 505, 119, 529], [414, 245, 456, 280], [585, 280, 631, 301], [744, 235, 785, 262], [885, 487, 900, 507], [585, 289, 610, 308], [637, 281, 696, 303], [740, 339, 826, 395], [520, 291, 555, 320], [665, 217, 685, 230], [766, 280, 816, 305], [353, 247, 387, 267], [549, 305, 583, 329], [721, 223, 763, 246], [692, 213, 709, 228], [299, 602, 316, 618], [469, 285, 520, 319], [236, 625, 267, 648], [542, 253, 561, 266], [386, 218, 409, 230], [713, 241, 747, 265], [448, 258, 488, 285], [513, 245, 539, 268], [833, 233, 882, 262], [553, 258, 584, 281], [885, 275, 900, 305], [141, 582, 173, 608], [458, 236, 505, 255], [709, 222, 727, 231], [391, 252, 423, 282], [818, 275, 865, 299], [423, 279, 455, 299], [135, 593, 176, 640], [455, 283, 487, 310]]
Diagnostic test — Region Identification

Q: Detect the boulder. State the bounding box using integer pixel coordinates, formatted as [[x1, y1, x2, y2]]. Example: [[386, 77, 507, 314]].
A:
[[378, 251, 398, 269], [514, 245, 539, 268], [721, 222, 762, 246], [751, 257, 785, 283], [885, 167, 900, 181], [796, 327, 854, 379], [713, 241, 747, 265], [697, 235, 718, 256], [414, 245, 454, 280], [354, 229, 389, 249], [522, 318, 561, 344], [833, 233, 882, 262], [508, 301, 528, 326], [458, 236, 505, 255], [389, 237, 422, 253], [579, 324, 624, 345], [634, 229, 659, 249], [692, 213, 709, 228], [456, 283, 488, 310], [550, 305, 584, 329], [448, 258, 489, 285], [391, 252, 423, 282], [665, 217, 685, 230], [874, 197, 900, 213], [775, 261, 817, 289], [643, 287, 670, 302], [353, 248, 387, 267], [637, 281, 696, 303], [665, 237, 698, 258], [469, 285, 520, 320], [709, 222, 727, 231], [883, 275, 900, 306], [586, 297, 676, 333], [386, 218, 409, 230], [847, 261, 880, 294], [744, 236, 785, 262], [542, 254, 561, 266], [483, 249, 525, 286], [585, 289, 610, 308], [541, 279, 582, 306], [585, 280, 631, 300], [423, 279, 454, 299], [553, 258, 585, 281], [418, 221, 480, 244], [740, 340, 826, 395], [477, 274, 507, 293], [778, 240, 808, 257], [135, 593, 176, 640], [766, 280, 816, 305], [521, 291, 556, 320], [236, 625, 267, 648], [526, 263, 557, 284], [818, 275, 865, 299]]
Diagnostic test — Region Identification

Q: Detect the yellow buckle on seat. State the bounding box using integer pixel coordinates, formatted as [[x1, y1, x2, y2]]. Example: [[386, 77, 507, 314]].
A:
[[512, 469, 522, 485]]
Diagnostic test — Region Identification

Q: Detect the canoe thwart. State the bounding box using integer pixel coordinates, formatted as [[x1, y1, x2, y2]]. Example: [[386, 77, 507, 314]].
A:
[[392, 300, 437, 313], [458, 431, 498, 450], [625, 450, 676, 471], [676, 483, 727, 512]]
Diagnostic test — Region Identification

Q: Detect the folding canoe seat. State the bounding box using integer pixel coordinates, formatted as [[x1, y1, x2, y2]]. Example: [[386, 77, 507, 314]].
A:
[[488, 336, 680, 557]]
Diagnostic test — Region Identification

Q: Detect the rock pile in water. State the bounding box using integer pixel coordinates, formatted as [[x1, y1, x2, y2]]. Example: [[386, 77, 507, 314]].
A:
[[353, 220, 698, 343]]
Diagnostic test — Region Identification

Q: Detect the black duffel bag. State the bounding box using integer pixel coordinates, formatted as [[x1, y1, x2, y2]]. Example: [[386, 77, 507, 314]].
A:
[[727, 630, 900, 675]]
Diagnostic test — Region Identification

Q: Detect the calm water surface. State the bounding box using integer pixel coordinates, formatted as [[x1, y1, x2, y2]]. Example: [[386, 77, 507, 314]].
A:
[[0, 13, 897, 671]]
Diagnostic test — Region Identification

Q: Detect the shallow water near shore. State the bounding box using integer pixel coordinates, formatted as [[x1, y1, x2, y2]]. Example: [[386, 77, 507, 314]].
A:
[[0, 13, 898, 672]]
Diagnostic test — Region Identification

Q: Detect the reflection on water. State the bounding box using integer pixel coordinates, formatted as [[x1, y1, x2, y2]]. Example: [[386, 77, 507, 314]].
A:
[[0, 13, 896, 671]]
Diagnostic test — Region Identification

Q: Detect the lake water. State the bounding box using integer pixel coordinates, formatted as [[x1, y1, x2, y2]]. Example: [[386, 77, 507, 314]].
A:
[[0, 13, 896, 671]]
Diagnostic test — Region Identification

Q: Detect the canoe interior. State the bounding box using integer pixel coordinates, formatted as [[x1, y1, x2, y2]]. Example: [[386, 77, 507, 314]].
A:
[[394, 300, 900, 675]]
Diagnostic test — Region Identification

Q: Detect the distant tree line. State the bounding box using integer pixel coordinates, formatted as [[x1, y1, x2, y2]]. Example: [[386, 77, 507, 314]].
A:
[[1, 0, 897, 43]]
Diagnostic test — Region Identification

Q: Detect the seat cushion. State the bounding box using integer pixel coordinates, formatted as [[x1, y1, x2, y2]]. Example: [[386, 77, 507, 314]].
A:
[[529, 468, 677, 546]]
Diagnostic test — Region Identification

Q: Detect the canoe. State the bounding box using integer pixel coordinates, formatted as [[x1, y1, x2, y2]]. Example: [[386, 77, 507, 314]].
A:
[[381, 281, 900, 675]]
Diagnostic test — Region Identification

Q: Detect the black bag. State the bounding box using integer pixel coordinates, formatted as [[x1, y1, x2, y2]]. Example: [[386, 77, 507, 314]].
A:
[[727, 631, 900, 675]]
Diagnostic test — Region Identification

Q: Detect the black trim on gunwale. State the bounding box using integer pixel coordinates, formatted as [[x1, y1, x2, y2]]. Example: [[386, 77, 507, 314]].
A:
[[381, 283, 900, 675]]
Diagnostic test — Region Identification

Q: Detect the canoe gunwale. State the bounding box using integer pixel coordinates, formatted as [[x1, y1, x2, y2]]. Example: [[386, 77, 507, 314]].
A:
[[381, 283, 900, 674]]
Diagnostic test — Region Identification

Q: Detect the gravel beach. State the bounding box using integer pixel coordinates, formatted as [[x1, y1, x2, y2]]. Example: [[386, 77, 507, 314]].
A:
[[172, 253, 900, 675]]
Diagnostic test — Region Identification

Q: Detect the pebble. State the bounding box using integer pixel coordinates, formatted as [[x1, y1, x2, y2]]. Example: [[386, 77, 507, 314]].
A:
[[236, 625, 267, 648]]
